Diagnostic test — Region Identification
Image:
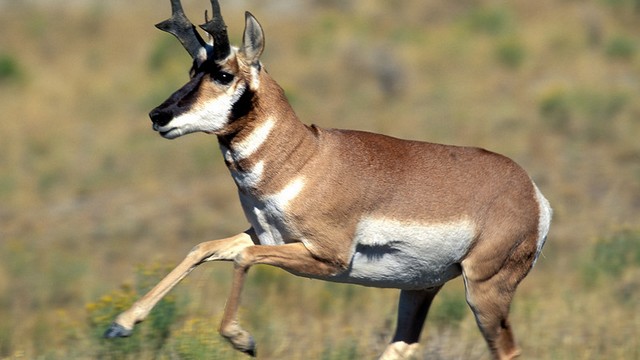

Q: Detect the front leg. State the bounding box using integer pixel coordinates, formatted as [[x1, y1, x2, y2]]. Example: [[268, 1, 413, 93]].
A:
[[219, 242, 345, 356], [104, 231, 256, 338], [379, 287, 442, 360]]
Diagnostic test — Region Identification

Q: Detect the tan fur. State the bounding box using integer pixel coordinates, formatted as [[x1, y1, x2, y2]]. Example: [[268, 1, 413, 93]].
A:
[[224, 73, 540, 271]]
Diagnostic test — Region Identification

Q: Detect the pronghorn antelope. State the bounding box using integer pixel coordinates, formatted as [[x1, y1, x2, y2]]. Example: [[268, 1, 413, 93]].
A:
[[104, 0, 552, 359]]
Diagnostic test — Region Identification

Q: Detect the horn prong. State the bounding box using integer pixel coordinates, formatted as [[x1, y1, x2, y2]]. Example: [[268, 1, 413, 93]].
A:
[[200, 0, 231, 61], [156, 0, 206, 60]]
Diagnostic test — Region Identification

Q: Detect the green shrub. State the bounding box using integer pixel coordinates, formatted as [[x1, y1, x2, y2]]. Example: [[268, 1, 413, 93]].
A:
[[573, 90, 627, 141], [170, 318, 240, 360], [601, 0, 640, 14], [430, 290, 468, 329], [86, 284, 142, 358], [0, 320, 11, 357], [537, 85, 629, 139], [538, 85, 572, 133], [582, 229, 640, 287], [605, 35, 637, 60], [321, 337, 360, 360], [466, 6, 513, 36], [86, 263, 178, 359], [0, 53, 23, 83], [495, 36, 527, 69]]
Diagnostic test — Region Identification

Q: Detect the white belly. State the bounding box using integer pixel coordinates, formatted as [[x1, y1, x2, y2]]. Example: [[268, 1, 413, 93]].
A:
[[331, 217, 476, 289]]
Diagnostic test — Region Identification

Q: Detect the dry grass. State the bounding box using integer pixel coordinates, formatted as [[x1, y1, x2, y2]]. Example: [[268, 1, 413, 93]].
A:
[[1, 0, 639, 358]]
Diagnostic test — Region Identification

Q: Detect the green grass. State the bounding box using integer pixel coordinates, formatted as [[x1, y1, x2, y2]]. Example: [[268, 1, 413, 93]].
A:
[[605, 34, 637, 60], [0, 53, 23, 83], [582, 229, 640, 287]]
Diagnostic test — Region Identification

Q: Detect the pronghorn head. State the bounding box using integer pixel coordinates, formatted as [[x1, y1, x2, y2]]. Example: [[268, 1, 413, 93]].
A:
[[149, 0, 264, 139]]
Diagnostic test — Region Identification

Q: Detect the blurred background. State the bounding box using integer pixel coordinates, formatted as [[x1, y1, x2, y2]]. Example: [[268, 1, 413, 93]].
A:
[[1, 0, 639, 358]]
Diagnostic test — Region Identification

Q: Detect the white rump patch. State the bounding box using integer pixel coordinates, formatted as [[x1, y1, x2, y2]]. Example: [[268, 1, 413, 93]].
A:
[[332, 217, 476, 289], [532, 183, 552, 265]]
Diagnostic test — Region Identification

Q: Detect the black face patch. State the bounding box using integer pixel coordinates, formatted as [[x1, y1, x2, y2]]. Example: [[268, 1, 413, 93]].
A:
[[149, 73, 204, 126], [199, 58, 229, 75], [230, 86, 254, 120], [193, 56, 253, 120]]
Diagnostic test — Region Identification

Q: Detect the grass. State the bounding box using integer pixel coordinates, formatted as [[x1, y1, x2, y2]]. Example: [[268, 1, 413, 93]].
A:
[[0, 53, 23, 83], [0, 0, 639, 359]]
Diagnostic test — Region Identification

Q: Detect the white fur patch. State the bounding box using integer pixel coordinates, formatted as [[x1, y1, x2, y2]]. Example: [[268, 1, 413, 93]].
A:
[[271, 177, 305, 208], [239, 176, 306, 246], [250, 65, 261, 90], [202, 234, 255, 262], [232, 117, 275, 160], [379, 341, 421, 360], [196, 47, 209, 66], [155, 83, 247, 138], [231, 160, 265, 188], [532, 183, 552, 265], [332, 217, 476, 289], [220, 117, 275, 189]]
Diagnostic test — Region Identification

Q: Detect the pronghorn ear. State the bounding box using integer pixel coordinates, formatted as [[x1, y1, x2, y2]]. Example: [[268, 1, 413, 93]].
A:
[[241, 11, 264, 66]]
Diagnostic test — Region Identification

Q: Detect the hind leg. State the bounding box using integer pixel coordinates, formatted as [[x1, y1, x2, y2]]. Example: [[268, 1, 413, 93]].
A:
[[379, 286, 442, 360], [461, 233, 539, 360], [462, 273, 520, 360]]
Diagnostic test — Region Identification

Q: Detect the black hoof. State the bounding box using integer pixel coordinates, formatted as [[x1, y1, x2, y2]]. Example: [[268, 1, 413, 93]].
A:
[[222, 326, 257, 356], [232, 334, 256, 357], [103, 322, 133, 338], [229, 334, 256, 357], [245, 341, 256, 357], [242, 339, 256, 357]]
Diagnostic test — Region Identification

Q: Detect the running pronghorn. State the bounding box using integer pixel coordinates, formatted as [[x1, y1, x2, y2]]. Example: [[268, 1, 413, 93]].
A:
[[104, 1, 552, 359]]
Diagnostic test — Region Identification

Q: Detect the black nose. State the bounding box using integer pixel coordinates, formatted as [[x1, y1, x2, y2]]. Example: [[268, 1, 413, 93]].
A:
[[149, 107, 173, 127]]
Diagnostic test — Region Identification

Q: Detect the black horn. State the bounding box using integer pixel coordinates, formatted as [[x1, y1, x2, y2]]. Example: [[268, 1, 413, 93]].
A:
[[200, 0, 231, 61], [155, 0, 207, 60]]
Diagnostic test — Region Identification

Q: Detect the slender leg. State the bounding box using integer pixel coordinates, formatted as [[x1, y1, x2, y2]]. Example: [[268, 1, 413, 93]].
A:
[[379, 286, 442, 360], [462, 273, 520, 360], [461, 232, 539, 360], [104, 231, 256, 338], [218, 242, 344, 356], [217, 262, 256, 355]]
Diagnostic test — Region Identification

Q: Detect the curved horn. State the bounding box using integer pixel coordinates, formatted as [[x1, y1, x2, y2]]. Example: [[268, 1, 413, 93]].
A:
[[199, 0, 231, 61], [155, 0, 206, 60]]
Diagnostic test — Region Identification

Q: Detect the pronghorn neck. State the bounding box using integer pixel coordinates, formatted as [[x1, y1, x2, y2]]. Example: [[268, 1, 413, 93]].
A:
[[218, 72, 318, 194]]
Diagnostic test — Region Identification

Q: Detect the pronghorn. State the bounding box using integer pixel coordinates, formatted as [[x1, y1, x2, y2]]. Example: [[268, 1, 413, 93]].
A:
[[104, 0, 552, 359]]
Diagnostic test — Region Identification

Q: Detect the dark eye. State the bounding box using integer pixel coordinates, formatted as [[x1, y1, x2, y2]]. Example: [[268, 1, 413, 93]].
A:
[[212, 71, 234, 85]]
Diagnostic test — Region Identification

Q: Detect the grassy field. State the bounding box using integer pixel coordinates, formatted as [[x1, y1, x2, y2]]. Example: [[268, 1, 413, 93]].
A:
[[1, 0, 639, 358]]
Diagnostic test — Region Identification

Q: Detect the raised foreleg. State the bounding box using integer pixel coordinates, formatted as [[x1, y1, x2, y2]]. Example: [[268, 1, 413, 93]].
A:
[[104, 231, 256, 338]]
